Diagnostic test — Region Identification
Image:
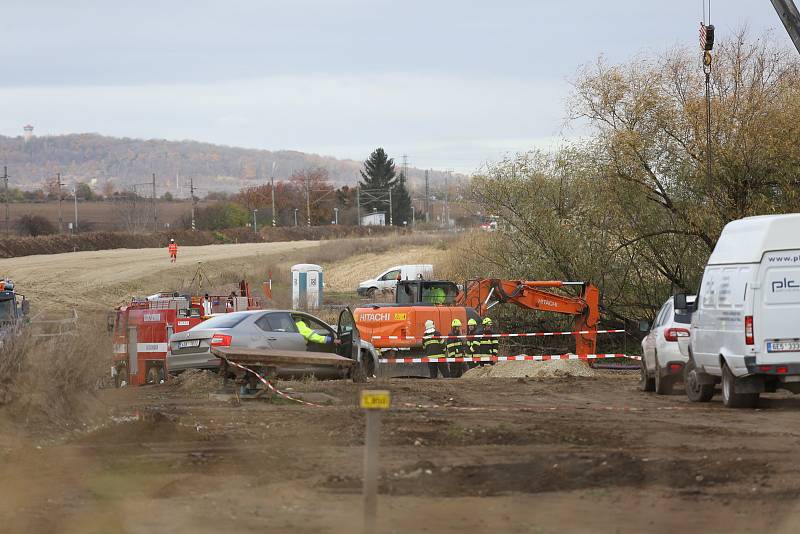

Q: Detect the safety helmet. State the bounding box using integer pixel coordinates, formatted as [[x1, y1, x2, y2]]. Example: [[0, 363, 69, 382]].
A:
[[482, 317, 493, 326], [467, 318, 477, 326], [424, 319, 435, 333], [170, 238, 175, 243], [451, 318, 462, 327]]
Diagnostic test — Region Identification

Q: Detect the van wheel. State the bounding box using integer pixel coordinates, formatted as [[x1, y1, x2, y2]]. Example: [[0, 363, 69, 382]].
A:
[[721, 363, 759, 408], [638, 358, 655, 392], [684, 358, 714, 402], [654, 358, 673, 395]]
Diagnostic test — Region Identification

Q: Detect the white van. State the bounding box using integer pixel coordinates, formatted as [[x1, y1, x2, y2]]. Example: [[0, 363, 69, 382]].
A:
[[675, 214, 800, 408], [357, 264, 433, 298]]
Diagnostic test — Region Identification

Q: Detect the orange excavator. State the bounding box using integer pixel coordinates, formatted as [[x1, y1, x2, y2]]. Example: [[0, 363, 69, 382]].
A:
[[354, 278, 600, 356]]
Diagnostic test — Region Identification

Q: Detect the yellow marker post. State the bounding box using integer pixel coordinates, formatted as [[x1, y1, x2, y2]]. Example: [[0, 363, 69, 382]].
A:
[[360, 390, 390, 534]]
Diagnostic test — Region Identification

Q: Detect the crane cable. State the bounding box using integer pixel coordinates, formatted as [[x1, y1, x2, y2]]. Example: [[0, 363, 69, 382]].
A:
[[702, 0, 713, 185]]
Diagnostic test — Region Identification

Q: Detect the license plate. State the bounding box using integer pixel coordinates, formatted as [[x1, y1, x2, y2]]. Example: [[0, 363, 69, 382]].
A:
[[178, 339, 201, 349], [767, 341, 800, 353]]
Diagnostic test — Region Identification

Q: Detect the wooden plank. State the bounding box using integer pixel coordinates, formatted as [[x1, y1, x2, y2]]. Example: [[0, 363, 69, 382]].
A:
[[211, 347, 355, 368]]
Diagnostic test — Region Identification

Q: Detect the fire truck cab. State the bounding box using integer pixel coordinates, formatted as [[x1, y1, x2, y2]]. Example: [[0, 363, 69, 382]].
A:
[[112, 292, 205, 387]]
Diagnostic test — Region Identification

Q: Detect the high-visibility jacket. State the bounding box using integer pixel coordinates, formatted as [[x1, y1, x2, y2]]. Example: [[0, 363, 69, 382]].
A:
[[431, 287, 446, 305], [467, 327, 481, 355], [477, 327, 499, 357], [296, 320, 330, 344], [445, 329, 468, 358], [168, 243, 178, 255], [422, 330, 444, 358]]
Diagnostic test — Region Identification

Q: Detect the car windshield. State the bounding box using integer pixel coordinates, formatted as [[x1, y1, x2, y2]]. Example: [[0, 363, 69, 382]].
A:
[[195, 312, 249, 329]]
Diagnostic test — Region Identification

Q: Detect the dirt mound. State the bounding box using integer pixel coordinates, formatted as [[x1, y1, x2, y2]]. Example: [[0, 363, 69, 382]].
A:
[[462, 360, 596, 379], [175, 369, 222, 395]]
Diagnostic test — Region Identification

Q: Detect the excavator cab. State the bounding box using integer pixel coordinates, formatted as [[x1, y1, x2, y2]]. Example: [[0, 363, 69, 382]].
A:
[[396, 280, 459, 306]]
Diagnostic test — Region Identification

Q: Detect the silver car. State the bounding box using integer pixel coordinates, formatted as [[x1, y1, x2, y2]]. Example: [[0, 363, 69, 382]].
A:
[[167, 308, 366, 379]]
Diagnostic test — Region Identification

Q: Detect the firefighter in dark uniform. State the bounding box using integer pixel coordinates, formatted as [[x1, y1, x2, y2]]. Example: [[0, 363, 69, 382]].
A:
[[477, 316, 498, 365], [466, 318, 481, 369], [445, 318, 469, 378], [422, 319, 448, 378]]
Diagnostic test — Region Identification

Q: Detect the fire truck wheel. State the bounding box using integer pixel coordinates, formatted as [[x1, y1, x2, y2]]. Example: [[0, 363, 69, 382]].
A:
[[115, 366, 129, 388]]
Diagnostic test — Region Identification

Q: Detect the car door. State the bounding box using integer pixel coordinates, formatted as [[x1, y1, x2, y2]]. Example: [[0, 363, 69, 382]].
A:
[[645, 302, 669, 372], [653, 300, 674, 366], [254, 312, 303, 350], [378, 269, 401, 291], [337, 307, 360, 361]]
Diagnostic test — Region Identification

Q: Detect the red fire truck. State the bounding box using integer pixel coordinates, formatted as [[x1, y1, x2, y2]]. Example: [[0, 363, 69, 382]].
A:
[[112, 292, 205, 387], [112, 285, 265, 387]]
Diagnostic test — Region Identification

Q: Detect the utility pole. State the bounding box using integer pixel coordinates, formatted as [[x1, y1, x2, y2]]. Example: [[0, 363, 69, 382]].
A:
[[305, 175, 311, 227], [388, 188, 393, 227], [252, 209, 258, 234], [189, 177, 197, 231], [424, 169, 430, 223], [57, 173, 64, 233], [152, 173, 158, 232], [73, 185, 78, 232], [356, 185, 361, 226], [444, 171, 450, 228], [2, 166, 9, 235], [271, 177, 276, 227], [271, 162, 277, 227]]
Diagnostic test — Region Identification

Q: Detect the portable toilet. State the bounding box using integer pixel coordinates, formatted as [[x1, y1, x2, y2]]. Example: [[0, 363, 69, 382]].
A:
[[291, 264, 323, 310]]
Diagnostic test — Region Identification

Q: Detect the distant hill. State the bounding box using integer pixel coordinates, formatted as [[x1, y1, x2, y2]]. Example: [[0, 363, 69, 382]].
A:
[[0, 133, 455, 195]]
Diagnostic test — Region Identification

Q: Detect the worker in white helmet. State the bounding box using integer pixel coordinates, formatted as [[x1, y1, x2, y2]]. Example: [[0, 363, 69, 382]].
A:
[[422, 319, 447, 378], [168, 238, 178, 263]]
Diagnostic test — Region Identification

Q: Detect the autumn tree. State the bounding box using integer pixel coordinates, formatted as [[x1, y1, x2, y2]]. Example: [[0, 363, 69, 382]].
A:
[[470, 30, 800, 325]]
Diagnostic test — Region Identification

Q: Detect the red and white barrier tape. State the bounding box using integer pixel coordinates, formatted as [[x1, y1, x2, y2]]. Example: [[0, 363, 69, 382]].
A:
[[378, 353, 640, 364], [223, 359, 323, 407], [371, 329, 625, 341]]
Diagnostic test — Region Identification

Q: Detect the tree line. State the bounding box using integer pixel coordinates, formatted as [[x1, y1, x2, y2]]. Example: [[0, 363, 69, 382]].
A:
[[464, 31, 800, 326]]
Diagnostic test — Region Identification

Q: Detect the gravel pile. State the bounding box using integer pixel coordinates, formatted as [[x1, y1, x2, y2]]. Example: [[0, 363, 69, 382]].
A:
[[175, 369, 222, 394], [462, 360, 596, 379]]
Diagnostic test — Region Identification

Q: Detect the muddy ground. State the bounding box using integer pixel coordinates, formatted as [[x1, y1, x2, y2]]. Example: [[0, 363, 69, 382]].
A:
[[3, 373, 800, 533]]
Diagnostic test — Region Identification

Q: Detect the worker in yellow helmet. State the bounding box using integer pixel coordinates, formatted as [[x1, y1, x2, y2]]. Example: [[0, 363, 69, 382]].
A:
[[445, 318, 468, 377]]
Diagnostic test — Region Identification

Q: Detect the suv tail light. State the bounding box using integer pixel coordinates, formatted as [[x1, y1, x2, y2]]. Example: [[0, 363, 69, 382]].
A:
[[210, 333, 232, 347], [664, 328, 690, 342], [745, 316, 754, 345]]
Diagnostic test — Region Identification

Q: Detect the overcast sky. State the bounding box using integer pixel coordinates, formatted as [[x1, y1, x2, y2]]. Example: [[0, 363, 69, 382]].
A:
[[0, 0, 791, 172]]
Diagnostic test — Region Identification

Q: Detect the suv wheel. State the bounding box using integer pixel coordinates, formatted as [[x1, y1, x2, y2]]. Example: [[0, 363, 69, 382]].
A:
[[684, 357, 714, 402], [721, 363, 759, 408], [638, 358, 655, 392], [654, 357, 673, 395]]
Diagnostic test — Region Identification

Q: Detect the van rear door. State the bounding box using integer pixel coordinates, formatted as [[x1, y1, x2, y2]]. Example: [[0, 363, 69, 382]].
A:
[[756, 250, 800, 364]]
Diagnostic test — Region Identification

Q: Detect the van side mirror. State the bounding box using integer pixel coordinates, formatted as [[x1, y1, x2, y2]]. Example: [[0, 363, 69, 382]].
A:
[[638, 320, 650, 333], [673, 293, 688, 310]]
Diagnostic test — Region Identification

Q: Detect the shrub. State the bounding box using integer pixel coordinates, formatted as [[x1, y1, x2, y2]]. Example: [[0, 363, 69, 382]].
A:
[[16, 214, 56, 237]]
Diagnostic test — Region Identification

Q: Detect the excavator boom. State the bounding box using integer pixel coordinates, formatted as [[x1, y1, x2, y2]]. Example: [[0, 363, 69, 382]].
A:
[[461, 279, 601, 354]]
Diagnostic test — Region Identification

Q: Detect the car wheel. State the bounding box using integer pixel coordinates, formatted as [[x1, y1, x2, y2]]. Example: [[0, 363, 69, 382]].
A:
[[721, 363, 759, 409], [351, 352, 373, 383], [654, 356, 673, 395], [684, 357, 714, 402], [638, 358, 655, 392], [366, 287, 378, 299]]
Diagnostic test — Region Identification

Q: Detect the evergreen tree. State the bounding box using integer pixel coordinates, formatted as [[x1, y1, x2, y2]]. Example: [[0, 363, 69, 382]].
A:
[[359, 147, 396, 213], [391, 172, 413, 226]]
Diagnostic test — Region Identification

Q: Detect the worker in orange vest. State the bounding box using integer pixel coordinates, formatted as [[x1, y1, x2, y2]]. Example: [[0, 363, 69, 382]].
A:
[[168, 238, 178, 263]]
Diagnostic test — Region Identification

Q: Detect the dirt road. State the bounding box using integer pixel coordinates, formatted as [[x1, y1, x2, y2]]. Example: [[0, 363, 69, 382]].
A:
[[4, 374, 800, 533], [0, 241, 320, 313]]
